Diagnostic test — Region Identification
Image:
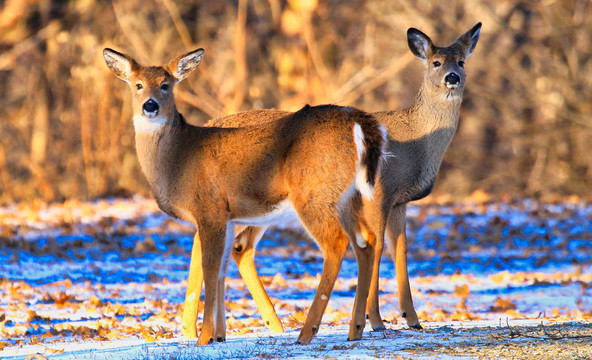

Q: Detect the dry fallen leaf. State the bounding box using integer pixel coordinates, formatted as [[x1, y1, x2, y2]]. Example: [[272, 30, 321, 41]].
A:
[[454, 284, 470, 297]]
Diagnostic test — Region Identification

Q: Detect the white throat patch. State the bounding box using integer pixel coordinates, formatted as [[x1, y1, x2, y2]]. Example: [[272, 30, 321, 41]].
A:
[[441, 92, 461, 102], [133, 114, 166, 134]]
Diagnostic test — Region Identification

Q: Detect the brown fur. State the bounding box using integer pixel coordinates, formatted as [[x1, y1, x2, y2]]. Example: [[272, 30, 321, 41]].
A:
[[103, 48, 386, 345], [182, 23, 482, 334]]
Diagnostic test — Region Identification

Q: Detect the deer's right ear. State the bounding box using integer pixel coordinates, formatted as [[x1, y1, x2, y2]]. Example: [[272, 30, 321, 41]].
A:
[[165, 48, 205, 82], [103, 48, 139, 83], [407, 28, 433, 60]]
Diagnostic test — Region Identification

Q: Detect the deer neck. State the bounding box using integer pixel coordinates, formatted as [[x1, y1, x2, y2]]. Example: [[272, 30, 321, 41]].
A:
[[408, 82, 462, 171], [381, 81, 463, 203], [133, 109, 189, 206]]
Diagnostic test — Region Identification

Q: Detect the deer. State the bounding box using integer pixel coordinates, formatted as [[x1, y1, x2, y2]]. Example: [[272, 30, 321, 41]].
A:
[[180, 22, 482, 336], [102, 48, 386, 345]]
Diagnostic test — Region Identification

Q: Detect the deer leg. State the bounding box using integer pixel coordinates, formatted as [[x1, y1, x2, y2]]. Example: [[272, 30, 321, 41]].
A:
[[387, 205, 421, 329], [214, 222, 234, 342], [196, 222, 226, 346], [348, 227, 375, 340], [182, 232, 203, 339], [296, 218, 348, 345], [364, 220, 385, 331], [232, 225, 284, 333], [357, 195, 388, 332]]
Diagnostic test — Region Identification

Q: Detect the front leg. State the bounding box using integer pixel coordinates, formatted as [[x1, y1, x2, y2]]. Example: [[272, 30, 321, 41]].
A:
[[182, 232, 203, 339], [387, 205, 421, 329], [196, 222, 226, 346], [214, 222, 234, 342]]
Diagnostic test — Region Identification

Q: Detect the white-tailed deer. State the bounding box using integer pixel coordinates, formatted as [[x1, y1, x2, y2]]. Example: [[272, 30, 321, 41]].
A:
[[181, 23, 482, 334], [103, 48, 386, 345]]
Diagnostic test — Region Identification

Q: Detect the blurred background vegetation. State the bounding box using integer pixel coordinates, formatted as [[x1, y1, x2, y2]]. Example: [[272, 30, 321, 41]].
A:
[[0, 0, 590, 203]]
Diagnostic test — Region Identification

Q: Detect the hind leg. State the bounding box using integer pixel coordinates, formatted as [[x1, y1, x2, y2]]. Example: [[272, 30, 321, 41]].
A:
[[232, 225, 284, 333], [387, 205, 421, 329], [182, 232, 203, 339], [364, 218, 386, 331], [347, 221, 376, 340], [358, 195, 388, 332], [295, 209, 349, 344]]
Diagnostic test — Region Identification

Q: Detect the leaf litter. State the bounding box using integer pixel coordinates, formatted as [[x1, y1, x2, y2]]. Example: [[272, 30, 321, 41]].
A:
[[0, 195, 591, 359]]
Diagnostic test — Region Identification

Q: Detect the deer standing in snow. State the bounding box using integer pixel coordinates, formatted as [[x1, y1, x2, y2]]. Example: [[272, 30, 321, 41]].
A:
[[180, 22, 482, 335], [103, 48, 386, 345]]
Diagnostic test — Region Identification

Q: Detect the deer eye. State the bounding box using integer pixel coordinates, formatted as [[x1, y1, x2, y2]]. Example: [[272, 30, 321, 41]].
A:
[[458, 61, 465, 68], [433, 61, 441, 67], [136, 83, 143, 90], [160, 83, 169, 92]]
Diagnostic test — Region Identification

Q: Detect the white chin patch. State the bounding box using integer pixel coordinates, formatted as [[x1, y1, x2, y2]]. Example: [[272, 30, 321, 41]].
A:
[[133, 114, 166, 134], [446, 83, 459, 90], [143, 110, 158, 118]]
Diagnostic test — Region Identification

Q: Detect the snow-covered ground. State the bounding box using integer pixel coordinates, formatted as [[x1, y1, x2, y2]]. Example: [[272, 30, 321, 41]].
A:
[[0, 196, 591, 359]]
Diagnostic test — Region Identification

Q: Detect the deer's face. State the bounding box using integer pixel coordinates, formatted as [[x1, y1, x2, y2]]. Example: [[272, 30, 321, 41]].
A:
[[424, 46, 468, 101], [407, 23, 481, 102], [103, 48, 204, 130], [128, 67, 176, 120]]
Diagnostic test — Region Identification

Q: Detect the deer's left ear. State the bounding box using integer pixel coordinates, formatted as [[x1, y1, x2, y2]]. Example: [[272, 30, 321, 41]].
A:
[[454, 22, 482, 58], [165, 48, 205, 82]]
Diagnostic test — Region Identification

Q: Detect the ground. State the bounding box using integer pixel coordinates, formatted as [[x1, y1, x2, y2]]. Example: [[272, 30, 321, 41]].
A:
[[0, 195, 591, 359]]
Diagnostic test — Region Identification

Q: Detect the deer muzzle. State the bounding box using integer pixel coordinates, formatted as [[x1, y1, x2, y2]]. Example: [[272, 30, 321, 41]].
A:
[[142, 99, 160, 117], [444, 73, 460, 89]]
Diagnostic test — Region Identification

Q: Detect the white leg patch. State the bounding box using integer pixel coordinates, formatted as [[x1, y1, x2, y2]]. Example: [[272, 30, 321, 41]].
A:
[[355, 232, 367, 249]]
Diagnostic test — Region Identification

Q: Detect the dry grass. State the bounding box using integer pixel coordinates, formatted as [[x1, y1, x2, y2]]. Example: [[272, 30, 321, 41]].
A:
[[0, 0, 590, 202]]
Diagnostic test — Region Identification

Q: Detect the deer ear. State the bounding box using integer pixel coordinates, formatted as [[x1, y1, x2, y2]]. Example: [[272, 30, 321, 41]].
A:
[[103, 48, 139, 83], [165, 48, 204, 82], [407, 28, 434, 60], [454, 22, 482, 58]]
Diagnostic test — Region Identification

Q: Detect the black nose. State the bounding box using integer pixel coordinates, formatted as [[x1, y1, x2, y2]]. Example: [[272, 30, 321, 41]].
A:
[[445, 73, 460, 85], [143, 99, 159, 113]]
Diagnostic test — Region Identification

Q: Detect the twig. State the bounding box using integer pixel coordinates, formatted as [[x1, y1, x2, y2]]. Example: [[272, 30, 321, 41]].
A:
[[538, 321, 592, 340], [0, 21, 60, 71], [334, 52, 414, 105], [505, 318, 522, 338], [226, 0, 248, 115], [159, 0, 194, 50]]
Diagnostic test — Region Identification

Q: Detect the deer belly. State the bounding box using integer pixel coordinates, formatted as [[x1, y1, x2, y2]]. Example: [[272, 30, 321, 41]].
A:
[[232, 200, 298, 226]]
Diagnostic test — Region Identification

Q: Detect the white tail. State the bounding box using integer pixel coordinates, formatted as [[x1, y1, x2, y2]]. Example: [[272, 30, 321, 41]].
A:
[[179, 23, 482, 335], [103, 48, 386, 345]]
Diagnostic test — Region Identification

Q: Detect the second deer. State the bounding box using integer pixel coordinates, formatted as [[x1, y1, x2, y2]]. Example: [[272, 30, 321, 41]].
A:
[[181, 22, 482, 334]]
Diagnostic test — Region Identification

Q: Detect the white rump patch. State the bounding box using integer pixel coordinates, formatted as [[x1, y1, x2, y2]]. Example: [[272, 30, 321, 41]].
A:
[[355, 232, 367, 249], [133, 114, 166, 134], [353, 122, 374, 200]]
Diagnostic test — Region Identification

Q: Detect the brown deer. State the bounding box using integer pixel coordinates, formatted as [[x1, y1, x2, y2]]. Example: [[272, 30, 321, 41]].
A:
[[181, 22, 482, 335], [102, 48, 386, 345]]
